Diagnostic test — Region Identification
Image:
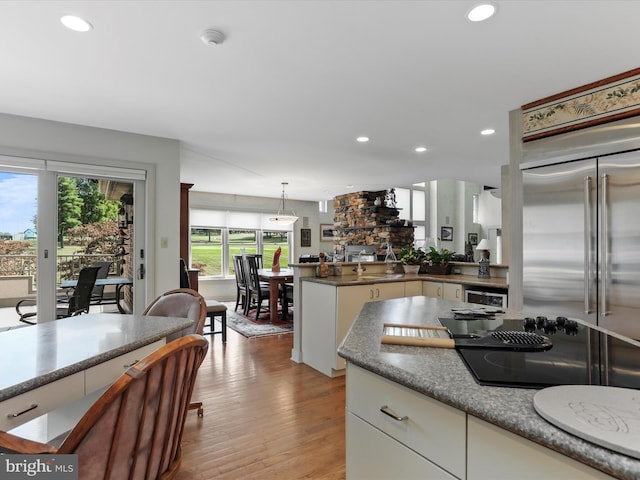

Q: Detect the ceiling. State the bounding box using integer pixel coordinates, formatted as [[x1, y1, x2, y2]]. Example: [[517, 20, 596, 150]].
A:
[[2, 1, 640, 202]]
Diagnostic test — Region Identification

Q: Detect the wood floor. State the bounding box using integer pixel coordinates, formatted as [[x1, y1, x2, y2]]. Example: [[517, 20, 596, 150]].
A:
[[174, 327, 347, 479]]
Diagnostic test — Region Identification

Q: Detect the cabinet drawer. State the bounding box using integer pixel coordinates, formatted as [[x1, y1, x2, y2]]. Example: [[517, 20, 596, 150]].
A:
[[0, 372, 84, 431], [346, 363, 465, 479], [85, 340, 164, 394], [347, 412, 457, 480]]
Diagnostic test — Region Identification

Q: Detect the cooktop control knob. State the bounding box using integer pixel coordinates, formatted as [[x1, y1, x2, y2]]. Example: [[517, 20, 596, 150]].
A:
[[543, 318, 557, 333], [536, 316, 547, 329], [523, 317, 536, 332], [555, 316, 567, 327], [564, 319, 579, 335]]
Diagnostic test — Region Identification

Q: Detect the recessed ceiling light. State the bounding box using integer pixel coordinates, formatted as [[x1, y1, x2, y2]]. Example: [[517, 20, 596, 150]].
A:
[[414, 146, 428, 153], [481, 128, 496, 135], [467, 4, 497, 22], [346, 184, 354, 188], [60, 15, 93, 32], [356, 136, 369, 143]]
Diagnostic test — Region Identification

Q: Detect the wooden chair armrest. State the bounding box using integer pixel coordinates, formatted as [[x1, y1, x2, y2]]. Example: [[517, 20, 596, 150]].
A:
[[0, 431, 57, 454]]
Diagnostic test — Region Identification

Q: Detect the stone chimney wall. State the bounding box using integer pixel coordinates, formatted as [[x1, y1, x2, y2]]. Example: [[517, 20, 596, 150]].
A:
[[332, 190, 414, 256]]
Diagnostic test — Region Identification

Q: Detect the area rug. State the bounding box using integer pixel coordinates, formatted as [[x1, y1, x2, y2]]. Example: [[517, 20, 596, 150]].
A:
[[223, 303, 293, 338]]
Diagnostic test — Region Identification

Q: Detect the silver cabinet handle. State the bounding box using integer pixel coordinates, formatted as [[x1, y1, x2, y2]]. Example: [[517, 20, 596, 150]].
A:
[[8, 404, 38, 418], [376, 288, 380, 298], [380, 405, 408, 422], [584, 176, 593, 314], [124, 360, 139, 368], [369, 289, 374, 300]]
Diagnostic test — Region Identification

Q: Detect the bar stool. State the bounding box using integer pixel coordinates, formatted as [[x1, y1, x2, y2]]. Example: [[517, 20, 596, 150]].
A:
[[205, 299, 227, 342]]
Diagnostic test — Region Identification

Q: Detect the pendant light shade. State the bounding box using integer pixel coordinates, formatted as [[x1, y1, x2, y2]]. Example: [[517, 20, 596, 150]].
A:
[[269, 182, 298, 225]]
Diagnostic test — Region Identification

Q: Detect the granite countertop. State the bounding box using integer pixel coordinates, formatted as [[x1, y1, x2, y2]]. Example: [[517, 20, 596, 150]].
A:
[[0, 313, 193, 402], [337, 296, 640, 480], [302, 272, 508, 289]]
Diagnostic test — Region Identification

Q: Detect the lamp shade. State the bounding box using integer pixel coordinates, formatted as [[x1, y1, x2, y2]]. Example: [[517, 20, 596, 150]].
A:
[[476, 238, 491, 250], [269, 182, 298, 225]]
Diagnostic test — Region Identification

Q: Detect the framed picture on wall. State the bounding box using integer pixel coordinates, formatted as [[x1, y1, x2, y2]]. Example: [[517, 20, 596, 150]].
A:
[[441, 226, 453, 242], [301, 228, 311, 247], [320, 224, 335, 242], [468, 232, 478, 245]]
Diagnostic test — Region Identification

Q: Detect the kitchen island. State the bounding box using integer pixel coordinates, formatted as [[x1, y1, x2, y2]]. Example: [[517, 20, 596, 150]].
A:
[[337, 296, 640, 480], [299, 267, 507, 377]]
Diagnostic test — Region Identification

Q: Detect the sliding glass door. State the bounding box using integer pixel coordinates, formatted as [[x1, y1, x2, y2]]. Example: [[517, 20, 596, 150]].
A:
[[0, 157, 146, 324]]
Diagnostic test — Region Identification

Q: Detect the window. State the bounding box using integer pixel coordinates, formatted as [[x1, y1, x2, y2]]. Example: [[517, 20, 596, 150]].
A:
[[262, 230, 289, 268], [190, 227, 223, 276], [190, 225, 291, 278]]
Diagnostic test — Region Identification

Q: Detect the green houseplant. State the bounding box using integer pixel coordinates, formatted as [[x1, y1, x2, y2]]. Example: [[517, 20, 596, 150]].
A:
[[397, 244, 426, 274], [424, 246, 456, 275]]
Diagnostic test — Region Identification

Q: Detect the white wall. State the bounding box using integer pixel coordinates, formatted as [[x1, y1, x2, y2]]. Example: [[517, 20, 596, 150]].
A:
[[0, 112, 181, 307]]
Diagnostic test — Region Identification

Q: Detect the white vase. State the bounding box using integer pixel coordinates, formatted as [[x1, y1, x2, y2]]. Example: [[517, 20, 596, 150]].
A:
[[402, 264, 420, 274]]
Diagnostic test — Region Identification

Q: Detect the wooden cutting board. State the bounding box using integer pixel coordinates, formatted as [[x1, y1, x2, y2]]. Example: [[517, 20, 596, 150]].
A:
[[533, 385, 640, 459]]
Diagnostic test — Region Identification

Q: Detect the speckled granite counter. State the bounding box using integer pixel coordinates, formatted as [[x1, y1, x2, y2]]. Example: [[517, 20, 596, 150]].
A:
[[337, 296, 640, 480], [0, 313, 193, 401], [302, 272, 508, 289]]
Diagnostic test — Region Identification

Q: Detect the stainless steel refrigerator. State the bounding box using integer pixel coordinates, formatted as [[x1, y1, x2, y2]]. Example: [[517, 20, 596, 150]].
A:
[[522, 150, 640, 340]]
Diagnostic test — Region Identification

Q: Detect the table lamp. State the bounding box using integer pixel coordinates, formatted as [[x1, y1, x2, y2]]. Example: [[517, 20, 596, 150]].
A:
[[476, 238, 491, 279]]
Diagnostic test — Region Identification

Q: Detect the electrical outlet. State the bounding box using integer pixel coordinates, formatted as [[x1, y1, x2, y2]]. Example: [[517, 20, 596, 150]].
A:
[[452, 268, 461, 274]]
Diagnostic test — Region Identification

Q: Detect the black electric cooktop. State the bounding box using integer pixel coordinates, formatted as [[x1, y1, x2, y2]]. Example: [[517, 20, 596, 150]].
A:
[[439, 316, 640, 389]]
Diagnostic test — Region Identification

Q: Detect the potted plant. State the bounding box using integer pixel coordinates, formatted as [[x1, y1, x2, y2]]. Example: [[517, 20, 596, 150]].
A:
[[397, 244, 426, 274], [424, 246, 456, 275]]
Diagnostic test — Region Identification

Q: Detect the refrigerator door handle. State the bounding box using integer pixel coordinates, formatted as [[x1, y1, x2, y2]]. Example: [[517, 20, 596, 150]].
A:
[[601, 173, 610, 317], [584, 176, 593, 315]]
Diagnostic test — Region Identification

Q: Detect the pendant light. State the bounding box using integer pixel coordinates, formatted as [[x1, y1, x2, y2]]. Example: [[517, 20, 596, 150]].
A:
[[269, 182, 298, 225]]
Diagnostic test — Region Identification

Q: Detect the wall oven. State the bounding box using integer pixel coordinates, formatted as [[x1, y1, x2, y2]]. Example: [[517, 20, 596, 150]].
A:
[[465, 289, 508, 309]]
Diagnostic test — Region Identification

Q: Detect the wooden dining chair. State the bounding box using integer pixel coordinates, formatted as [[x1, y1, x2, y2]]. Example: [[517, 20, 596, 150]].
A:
[[0, 335, 209, 480], [232, 254, 248, 314], [245, 255, 271, 320]]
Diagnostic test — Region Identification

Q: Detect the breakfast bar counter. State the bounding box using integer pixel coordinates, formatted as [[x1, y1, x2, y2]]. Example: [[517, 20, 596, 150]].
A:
[[0, 313, 193, 435], [337, 296, 640, 479]]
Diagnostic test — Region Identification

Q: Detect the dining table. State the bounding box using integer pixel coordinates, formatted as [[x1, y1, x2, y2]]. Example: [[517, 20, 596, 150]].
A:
[[60, 277, 133, 314], [257, 268, 294, 323]]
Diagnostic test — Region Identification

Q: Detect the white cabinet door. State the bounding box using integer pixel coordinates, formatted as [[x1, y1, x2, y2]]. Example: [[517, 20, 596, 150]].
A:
[[467, 416, 615, 480], [442, 283, 463, 301], [336, 282, 405, 371], [423, 281, 443, 298], [347, 364, 466, 479], [404, 281, 423, 297], [347, 412, 458, 480]]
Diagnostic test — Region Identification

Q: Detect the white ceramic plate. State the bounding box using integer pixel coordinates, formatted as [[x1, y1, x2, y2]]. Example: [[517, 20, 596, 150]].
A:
[[533, 385, 640, 459]]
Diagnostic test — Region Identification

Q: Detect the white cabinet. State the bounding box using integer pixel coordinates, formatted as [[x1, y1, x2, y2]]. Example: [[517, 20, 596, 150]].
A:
[[346, 363, 465, 479], [0, 372, 84, 432], [302, 281, 405, 376], [423, 281, 462, 301], [467, 416, 615, 480], [345, 362, 617, 480]]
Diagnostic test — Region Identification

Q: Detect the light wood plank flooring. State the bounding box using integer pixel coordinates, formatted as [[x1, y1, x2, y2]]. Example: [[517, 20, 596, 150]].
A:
[[175, 327, 346, 479]]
